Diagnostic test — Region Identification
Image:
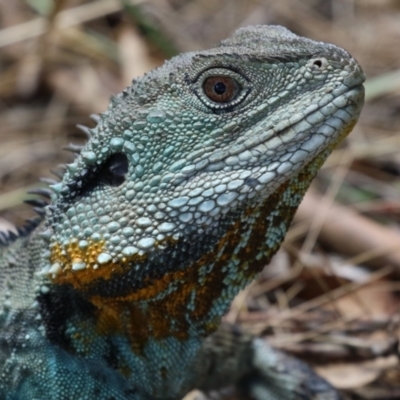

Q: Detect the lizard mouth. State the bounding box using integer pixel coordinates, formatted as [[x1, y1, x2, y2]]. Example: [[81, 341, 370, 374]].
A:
[[253, 83, 365, 153]]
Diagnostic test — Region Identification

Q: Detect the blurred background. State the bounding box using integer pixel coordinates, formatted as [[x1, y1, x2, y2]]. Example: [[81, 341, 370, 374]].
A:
[[1, 1, 400, 398]]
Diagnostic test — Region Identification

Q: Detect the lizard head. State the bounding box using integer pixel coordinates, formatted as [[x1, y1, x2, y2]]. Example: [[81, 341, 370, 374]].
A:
[[37, 25, 364, 336]]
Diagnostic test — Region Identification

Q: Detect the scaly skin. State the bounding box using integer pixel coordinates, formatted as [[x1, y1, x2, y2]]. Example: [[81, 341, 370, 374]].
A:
[[0, 25, 364, 399]]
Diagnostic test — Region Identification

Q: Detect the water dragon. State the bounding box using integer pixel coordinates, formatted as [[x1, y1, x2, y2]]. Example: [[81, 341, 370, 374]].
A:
[[0, 25, 365, 399]]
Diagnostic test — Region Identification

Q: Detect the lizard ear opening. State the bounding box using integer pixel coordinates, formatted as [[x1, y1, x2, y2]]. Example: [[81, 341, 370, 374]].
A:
[[100, 152, 129, 187], [61, 152, 129, 201]]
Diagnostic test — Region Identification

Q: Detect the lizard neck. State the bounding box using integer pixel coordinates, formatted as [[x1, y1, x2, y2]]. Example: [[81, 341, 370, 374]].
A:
[[37, 150, 330, 399]]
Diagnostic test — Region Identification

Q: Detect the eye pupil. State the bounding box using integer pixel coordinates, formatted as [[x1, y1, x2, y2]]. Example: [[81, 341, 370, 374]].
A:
[[214, 82, 226, 95]]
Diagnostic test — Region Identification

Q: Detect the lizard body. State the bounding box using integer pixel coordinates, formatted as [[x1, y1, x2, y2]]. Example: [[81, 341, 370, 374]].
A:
[[0, 25, 364, 399]]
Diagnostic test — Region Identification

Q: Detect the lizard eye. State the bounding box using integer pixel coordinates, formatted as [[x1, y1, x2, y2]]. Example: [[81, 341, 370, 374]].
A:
[[203, 76, 240, 103], [194, 68, 250, 111]]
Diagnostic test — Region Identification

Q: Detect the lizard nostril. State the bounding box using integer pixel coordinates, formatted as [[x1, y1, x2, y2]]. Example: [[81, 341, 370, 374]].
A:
[[313, 59, 323, 68], [309, 58, 328, 70]]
